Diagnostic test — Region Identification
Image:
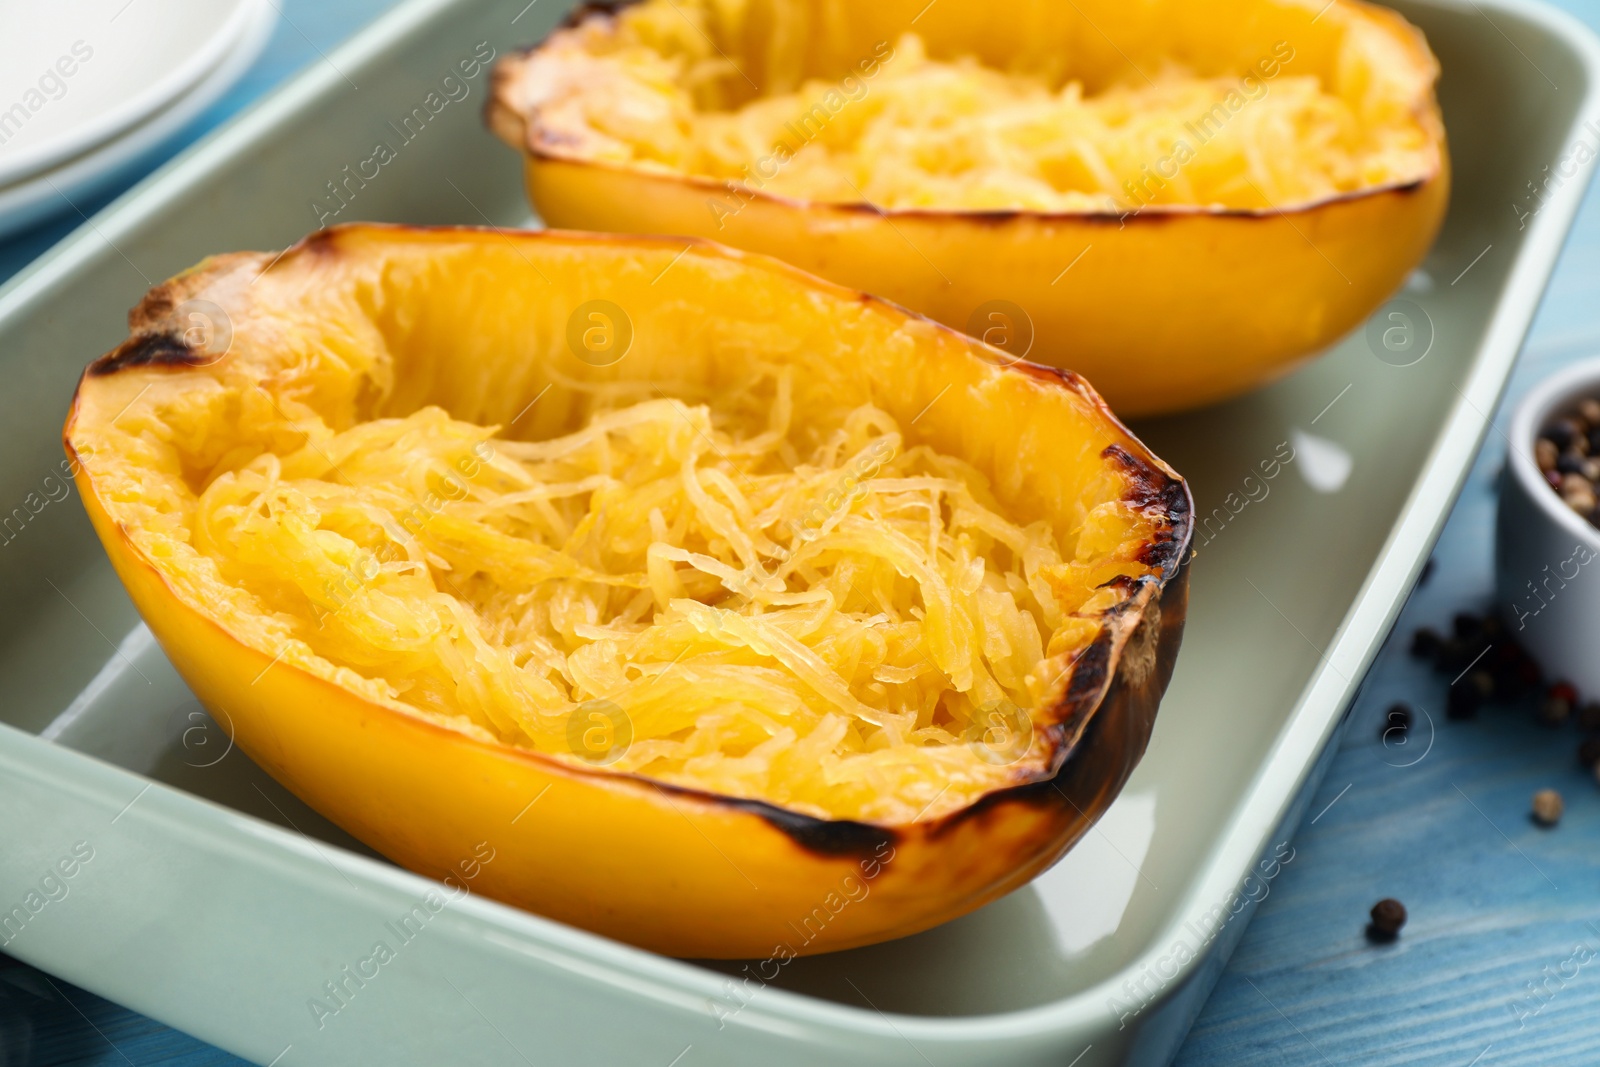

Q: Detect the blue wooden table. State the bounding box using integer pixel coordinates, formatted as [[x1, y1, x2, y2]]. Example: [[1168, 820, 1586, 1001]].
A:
[[7, 1, 1600, 1063]]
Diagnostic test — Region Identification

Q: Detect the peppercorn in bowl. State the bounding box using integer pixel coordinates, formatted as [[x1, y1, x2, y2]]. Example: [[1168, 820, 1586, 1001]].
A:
[[1497, 356, 1600, 702]]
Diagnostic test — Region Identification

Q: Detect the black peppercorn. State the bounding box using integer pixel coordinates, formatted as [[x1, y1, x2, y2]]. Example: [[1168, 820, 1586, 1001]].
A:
[[1447, 684, 1481, 720], [1409, 627, 1442, 661], [1490, 645, 1528, 695], [1438, 638, 1473, 674], [1517, 657, 1544, 690], [1578, 702, 1600, 733], [1538, 694, 1573, 727], [1452, 612, 1482, 641], [1548, 418, 1582, 451], [1493, 638, 1526, 667], [1578, 738, 1600, 769], [1369, 898, 1407, 940], [1380, 703, 1412, 739]]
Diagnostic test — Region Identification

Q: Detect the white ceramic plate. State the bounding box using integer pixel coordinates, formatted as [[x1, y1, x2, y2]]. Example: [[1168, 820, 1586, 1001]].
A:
[[0, 0, 268, 188], [0, 0, 276, 240]]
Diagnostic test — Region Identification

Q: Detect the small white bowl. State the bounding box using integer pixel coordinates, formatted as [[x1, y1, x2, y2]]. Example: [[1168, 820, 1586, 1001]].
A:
[[1496, 356, 1600, 695]]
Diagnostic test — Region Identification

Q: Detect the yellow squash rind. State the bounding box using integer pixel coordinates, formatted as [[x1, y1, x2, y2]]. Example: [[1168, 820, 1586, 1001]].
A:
[[489, 0, 1450, 416], [65, 226, 1192, 957]]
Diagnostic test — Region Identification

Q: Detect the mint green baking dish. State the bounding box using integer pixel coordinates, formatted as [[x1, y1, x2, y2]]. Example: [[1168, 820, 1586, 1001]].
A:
[[0, 0, 1596, 1063]]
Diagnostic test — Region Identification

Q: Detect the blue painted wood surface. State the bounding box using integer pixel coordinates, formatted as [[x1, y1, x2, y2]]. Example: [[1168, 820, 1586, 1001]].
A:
[[7, 1, 1600, 1063]]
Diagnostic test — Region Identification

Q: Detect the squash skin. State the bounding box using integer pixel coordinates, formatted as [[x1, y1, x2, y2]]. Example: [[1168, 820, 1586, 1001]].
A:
[[489, 0, 1451, 417], [521, 162, 1448, 417], [63, 226, 1192, 959]]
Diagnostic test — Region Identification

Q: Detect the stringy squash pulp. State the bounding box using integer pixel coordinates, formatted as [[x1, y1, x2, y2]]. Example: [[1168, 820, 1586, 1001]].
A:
[[490, 0, 1449, 418], [500, 0, 1439, 212], [69, 229, 1179, 828]]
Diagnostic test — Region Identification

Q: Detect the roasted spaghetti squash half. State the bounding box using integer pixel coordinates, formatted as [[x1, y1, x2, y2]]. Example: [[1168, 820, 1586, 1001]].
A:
[[64, 225, 1191, 957], [489, 0, 1449, 416]]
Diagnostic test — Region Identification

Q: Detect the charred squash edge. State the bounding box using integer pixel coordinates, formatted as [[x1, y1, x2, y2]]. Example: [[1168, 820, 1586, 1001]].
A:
[[65, 223, 1194, 860], [484, 0, 1445, 226]]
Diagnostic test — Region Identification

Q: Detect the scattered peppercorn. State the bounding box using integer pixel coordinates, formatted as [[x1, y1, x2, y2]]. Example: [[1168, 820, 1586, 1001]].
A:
[[1408, 612, 1599, 771], [1381, 703, 1413, 740], [1369, 898, 1407, 941], [1409, 627, 1442, 661], [1539, 694, 1573, 727], [1448, 684, 1481, 720], [1579, 701, 1600, 732], [1438, 637, 1476, 674], [1532, 789, 1564, 827], [1490, 642, 1536, 697]]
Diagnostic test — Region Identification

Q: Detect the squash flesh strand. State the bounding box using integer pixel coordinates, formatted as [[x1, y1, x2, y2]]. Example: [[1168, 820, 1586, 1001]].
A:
[[520, 5, 1438, 212], [104, 362, 1156, 823]]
